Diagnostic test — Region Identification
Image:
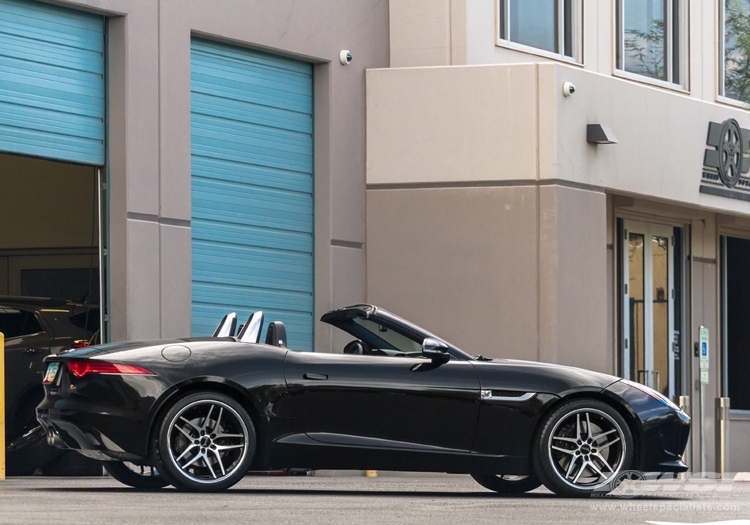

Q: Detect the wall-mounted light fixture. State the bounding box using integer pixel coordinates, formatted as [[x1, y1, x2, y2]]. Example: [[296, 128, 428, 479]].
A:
[[587, 124, 618, 145]]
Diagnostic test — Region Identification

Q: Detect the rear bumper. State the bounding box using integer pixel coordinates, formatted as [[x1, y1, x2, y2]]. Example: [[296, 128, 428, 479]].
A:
[[37, 408, 144, 462]]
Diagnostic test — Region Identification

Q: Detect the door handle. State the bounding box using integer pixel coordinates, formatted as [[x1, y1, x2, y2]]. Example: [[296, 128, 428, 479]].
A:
[[303, 373, 328, 381], [22, 348, 40, 355]]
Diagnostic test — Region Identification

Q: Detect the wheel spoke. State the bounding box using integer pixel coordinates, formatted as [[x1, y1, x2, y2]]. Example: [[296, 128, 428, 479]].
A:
[[212, 449, 226, 477], [576, 414, 582, 440], [174, 423, 195, 441], [592, 452, 614, 472], [573, 460, 588, 483], [213, 407, 224, 433], [202, 404, 215, 430], [597, 437, 621, 451], [592, 428, 617, 441], [587, 458, 607, 480], [175, 443, 198, 463], [553, 436, 578, 443], [215, 443, 244, 451], [205, 455, 218, 479], [551, 445, 575, 456], [215, 432, 245, 439], [585, 413, 593, 439], [180, 451, 204, 470], [565, 456, 579, 479], [180, 416, 201, 433]]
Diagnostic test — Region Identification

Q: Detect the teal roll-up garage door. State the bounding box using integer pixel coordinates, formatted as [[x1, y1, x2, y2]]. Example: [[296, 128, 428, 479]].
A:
[[191, 39, 314, 351], [0, 0, 104, 165]]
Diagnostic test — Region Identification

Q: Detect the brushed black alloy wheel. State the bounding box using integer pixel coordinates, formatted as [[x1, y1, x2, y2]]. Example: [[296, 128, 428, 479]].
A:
[[157, 392, 256, 492], [533, 399, 634, 497]]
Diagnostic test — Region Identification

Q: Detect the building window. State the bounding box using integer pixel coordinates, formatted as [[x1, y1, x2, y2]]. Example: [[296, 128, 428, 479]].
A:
[[497, 0, 579, 60], [721, 0, 750, 102], [616, 0, 685, 86]]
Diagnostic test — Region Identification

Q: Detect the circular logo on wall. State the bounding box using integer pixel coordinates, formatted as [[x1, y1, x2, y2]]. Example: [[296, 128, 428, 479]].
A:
[[719, 118, 743, 188]]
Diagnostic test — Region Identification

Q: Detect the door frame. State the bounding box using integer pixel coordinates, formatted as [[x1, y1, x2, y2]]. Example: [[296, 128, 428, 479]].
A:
[[620, 219, 678, 398]]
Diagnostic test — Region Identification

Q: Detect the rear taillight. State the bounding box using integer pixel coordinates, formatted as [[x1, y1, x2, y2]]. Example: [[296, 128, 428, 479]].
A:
[[67, 360, 155, 378], [71, 340, 90, 349]]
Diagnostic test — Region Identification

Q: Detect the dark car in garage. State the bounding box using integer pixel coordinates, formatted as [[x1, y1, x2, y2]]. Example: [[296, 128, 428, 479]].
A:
[[1, 296, 99, 474]]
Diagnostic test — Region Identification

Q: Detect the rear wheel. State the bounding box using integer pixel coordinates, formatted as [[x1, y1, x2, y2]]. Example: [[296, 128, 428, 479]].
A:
[[156, 392, 256, 492], [532, 399, 634, 497], [471, 474, 542, 494], [103, 461, 169, 489]]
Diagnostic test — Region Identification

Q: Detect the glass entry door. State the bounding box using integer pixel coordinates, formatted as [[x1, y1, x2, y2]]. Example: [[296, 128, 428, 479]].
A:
[[622, 220, 676, 398]]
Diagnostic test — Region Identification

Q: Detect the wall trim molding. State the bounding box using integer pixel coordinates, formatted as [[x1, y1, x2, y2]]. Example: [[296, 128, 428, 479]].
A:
[[367, 178, 606, 193], [126, 212, 190, 227]]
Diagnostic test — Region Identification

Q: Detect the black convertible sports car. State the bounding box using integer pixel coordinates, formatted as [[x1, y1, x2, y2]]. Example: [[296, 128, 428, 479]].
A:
[[36, 304, 690, 496]]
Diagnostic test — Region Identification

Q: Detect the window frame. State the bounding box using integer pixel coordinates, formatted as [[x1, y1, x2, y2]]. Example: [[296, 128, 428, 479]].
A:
[[718, 0, 750, 104], [496, 0, 583, 65], [615, 0, 688, 90]]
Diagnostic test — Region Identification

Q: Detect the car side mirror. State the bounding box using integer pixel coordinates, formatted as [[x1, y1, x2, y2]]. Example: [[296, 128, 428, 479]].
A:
[[422, 338, 450, 363]]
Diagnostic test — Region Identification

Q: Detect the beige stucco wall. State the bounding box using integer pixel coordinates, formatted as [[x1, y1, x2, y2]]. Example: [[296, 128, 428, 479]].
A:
[[368, 62, 750, 215]]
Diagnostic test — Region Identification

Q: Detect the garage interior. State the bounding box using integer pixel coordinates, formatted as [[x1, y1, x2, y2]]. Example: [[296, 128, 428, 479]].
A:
[[0, 153, 100, 305]]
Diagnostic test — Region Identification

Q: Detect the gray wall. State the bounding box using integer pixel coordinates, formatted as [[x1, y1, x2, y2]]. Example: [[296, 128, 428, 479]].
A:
[[52, 0, 389, 347]]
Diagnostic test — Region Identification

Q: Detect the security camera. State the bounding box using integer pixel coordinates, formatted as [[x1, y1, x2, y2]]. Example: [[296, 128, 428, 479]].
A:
[[562, 81, 576, 97], [340, 50, 353, 65]]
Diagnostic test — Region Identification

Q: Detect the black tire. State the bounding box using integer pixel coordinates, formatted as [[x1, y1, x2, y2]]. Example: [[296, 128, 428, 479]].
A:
[[471, 474, 542, 494], [532, 399, 634, 498], [156, 392, 256, 492], [103, 461, 169, 489], [6, 426, 64, 476]]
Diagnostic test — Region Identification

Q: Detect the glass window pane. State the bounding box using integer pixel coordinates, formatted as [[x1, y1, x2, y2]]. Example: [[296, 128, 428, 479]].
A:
[[651, 235, 670, 396], [622, 0, 667, 80], [726, 237, 750, 410], [509, 0, 558, 53], [723, 0, 750, 101], [628, 233, 646, 382]]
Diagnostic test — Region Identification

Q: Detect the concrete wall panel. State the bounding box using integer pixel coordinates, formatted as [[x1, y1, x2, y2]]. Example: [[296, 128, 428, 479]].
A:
[[367, 65, 542, 186], [367, 185, 539, 360], [126, 218, 160, 338], [159, 223, 191, 338]]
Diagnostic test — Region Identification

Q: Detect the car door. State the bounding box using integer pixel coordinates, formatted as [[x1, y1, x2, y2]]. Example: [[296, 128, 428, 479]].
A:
[[284, 313, 481, 452], [0, 305, 52, 437]]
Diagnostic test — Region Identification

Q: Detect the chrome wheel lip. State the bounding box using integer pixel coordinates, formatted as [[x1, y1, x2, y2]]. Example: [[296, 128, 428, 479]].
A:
[[166, 399, 249, 485], [547, 407, 626, 492]]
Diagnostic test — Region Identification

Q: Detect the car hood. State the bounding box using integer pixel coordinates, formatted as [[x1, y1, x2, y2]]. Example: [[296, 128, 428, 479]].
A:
[[471, 357, 621, 395]]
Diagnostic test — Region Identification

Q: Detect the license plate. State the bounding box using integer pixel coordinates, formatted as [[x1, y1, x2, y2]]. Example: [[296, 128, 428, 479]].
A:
[[43, 362, 60, 384]]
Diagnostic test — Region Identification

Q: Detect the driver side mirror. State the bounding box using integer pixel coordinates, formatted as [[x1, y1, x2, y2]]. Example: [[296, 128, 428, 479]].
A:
[[422, 338, 450, 363]]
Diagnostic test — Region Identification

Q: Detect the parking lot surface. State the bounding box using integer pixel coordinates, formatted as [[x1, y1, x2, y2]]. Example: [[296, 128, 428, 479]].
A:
[[0, 474, 749, 525]]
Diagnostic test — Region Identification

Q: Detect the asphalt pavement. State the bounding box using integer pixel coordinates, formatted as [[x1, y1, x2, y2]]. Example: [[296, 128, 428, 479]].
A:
[[0, 474, 749, 525]]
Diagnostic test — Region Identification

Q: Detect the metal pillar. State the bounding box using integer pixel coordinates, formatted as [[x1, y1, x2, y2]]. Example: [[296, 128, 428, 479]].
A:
[[715, 397, 730, 477], [678, 396, 690, 478]]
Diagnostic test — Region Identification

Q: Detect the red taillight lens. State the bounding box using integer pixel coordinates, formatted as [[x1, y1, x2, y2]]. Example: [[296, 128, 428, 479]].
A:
[[67, 361, 155, 378], [71, 340, 90, 349]]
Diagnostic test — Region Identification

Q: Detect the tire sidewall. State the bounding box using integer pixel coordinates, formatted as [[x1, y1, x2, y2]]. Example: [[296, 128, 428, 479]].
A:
[[103, 461, 169, 489], [470, 473, 542, 494], [157, 392, 256, 492], [533, 399, 634, 498]]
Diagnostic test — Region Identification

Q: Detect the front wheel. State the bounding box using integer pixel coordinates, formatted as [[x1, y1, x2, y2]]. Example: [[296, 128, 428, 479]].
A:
[[471, 474, 542, 494], [156, 392, 256, 492], [103, 461, 169, 489], [532, 399, 634, 497]]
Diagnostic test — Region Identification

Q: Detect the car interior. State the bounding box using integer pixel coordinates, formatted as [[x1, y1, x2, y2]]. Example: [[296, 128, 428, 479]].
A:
[[212, 311, 286, 348]]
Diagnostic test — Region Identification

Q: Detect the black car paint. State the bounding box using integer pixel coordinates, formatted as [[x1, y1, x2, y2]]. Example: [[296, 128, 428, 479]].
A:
[[37, 305, 689, 477]]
